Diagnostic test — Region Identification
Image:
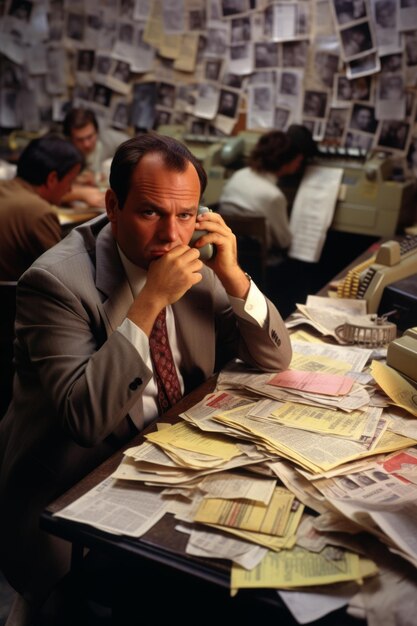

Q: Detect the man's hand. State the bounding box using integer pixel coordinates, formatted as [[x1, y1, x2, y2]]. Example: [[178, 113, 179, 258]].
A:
[[127, 246, 203, 335], [192, 211, 250, 299]]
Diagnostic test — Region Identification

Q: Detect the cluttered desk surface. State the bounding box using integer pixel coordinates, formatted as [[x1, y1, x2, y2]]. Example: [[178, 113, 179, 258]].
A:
[[41, 246, 417, 625]]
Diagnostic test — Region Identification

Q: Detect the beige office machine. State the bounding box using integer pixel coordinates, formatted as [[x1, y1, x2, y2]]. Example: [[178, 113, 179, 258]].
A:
[[314, 148, 416, 237], [337, 235, 417, 313], [386, 327, 417, 385]]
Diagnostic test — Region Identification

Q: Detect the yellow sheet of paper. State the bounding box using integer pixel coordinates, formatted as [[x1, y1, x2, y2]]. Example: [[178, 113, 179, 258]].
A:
[[291, 352, 352, 375], [290, 330, 326, 343], [145, 422, 241, 460], [371, 360, 417, 418], [208, 502, 305, 551], [194, 487, 294, 536], [231, 547, 363, 589], [272, 402, 369, 441]]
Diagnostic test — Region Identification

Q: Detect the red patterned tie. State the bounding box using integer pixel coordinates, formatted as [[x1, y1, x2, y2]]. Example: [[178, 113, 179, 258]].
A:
[[149, 308, 182, 414]]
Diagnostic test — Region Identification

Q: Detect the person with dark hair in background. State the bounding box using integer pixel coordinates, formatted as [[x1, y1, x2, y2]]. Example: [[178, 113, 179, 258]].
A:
[[62, 107, 129, 207], [0, 132, 291, 625], [0, 134, 84, 280], [219, 125, 316, 256]]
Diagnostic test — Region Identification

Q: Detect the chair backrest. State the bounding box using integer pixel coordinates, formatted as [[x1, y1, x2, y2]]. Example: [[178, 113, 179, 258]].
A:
[[0, 281, 17, 418], [221, 214, 268, 288]]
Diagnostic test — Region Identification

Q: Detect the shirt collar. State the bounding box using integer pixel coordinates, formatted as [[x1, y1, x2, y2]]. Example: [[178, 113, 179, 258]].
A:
[[117, 244, 147, 298]]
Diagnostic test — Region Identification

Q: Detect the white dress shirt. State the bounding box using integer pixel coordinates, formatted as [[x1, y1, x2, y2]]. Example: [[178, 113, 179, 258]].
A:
[[116, 246, 268, 429]]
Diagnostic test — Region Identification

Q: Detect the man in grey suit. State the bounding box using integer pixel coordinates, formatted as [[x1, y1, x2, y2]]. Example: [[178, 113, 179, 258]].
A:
[[0, 132, 292, 623]]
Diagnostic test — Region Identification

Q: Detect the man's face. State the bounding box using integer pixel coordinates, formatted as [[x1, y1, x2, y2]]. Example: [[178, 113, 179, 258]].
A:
[[356, 108, 371, 129], [70, 122, 98, 156], [106, 153, 201, 270]]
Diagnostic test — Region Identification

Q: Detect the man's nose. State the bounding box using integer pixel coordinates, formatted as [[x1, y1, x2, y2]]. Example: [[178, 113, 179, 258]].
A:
[[159, 216, 179, 241]]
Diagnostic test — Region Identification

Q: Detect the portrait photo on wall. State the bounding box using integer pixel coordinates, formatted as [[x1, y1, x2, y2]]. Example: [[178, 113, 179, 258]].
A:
[[331, 0, 368, 25], [376, 120, 411, 152], [217, 88, 239, 118], [349, 103, 378, 133], [340, 20, 375, 61], [303, 90, 328, 118], [334, 74, 372, 103]]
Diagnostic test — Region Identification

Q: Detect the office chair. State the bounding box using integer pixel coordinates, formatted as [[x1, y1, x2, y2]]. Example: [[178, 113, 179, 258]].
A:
[[0, 281, 17, 418], [221, 214, 268, 288]]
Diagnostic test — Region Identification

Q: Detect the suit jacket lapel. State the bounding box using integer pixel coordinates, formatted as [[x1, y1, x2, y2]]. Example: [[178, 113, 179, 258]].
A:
[[95, 224, 133, 332]]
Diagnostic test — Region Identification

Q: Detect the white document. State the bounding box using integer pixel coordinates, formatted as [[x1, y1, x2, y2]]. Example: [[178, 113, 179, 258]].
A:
[[54, 476, 167, 537], [289, 165, 343, 263]]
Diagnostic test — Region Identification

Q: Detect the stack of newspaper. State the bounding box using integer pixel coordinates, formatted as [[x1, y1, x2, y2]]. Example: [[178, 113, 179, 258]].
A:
[[55, 333, 417, 624]]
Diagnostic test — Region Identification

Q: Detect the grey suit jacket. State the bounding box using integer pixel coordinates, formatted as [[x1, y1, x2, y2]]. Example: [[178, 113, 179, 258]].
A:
[[0, 214, 291, 599]]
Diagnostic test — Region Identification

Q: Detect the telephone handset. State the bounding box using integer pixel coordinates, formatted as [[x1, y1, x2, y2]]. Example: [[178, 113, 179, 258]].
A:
[[337, 235, 417, 313], [189, 205, 215, 261]]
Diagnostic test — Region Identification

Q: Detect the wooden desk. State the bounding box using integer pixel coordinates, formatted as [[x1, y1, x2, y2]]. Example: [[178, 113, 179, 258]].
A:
[[56, 207, 103, 235]]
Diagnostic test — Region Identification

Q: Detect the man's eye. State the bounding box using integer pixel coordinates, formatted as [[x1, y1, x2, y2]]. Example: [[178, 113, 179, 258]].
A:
[[142, 210, 157, 217], [178, 213, 193, 220]]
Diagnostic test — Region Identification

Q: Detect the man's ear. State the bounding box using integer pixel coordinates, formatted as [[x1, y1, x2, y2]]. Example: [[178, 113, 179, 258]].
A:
[[45, 170, 58, 189], [105, 189, 119, 224]]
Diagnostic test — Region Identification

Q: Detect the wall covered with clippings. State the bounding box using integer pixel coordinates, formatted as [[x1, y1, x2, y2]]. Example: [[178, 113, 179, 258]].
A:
[[0, 0, 416, 164]]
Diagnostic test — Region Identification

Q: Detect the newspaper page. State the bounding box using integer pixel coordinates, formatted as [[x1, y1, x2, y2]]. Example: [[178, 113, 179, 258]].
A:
[[288, 165, 343, 262]]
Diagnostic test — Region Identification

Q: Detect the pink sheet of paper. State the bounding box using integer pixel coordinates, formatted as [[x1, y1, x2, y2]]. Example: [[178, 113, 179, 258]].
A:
[[267, 370, 354, 396]]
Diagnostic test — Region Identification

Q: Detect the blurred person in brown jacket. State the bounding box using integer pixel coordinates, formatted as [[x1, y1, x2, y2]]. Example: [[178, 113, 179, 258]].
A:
[[0, 134, 84, 281]]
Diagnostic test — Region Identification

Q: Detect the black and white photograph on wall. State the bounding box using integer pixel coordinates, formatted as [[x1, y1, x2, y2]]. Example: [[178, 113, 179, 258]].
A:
[[282, 40, 309, 67], [378, 73, 404, 100], [130, 81, 156, 130], [157, 82, 176, 108], [248, 84, 274, 128], [231, 16, 251, 42], [112, 101, 130, 129], [205, 25, 229, 56], [345, 130, 374, 151], [190, 118, 208, 135], [188, 8, 206, 30], [380, 52, 403, 73], [8, 0, 32, 20], [153, 108, 172, 129], [376, 120, 411, 151], [118, 21, 134, 45], [254, 42, 279, 69], [77, 49, 95, 73], [280, 71, 299, 95], [0, 61, 22, 88], [314, 51, 340, 89], [331, 0, 367, 25], [95, 54, 112, 76], [112, 60, 130, 83], [221, 0, 249, 18], [92, 83, 113, 107], [120, 0, 135, 20], [52, 97, 71, 122], [340, 21, 375, 61], [399, 0, 417, 31], [334, 74, 372, 102], [217, 88, 239, 118], [373, 0, 397, 29], [222, 72, 243, 88], [347, 51, 380, 77], [370, 0, 399, 53], [303, 90, 328, 118], [324, 107, 349, 143], [66, 11, 84, 41], [205, 59, 222, 81], [349, 103, 378, 133], [274, 106, 290, 130], [229, 42, 252, 75]]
